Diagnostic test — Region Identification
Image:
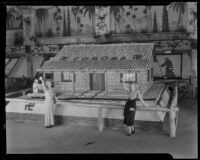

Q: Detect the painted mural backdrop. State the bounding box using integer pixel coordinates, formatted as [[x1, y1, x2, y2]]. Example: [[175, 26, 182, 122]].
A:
[[187, 2, 197, 39], [32, 4, 188, 37], [110, 4, 188, 34], [6, 3, 189, 39], [6, 6, 23, 30], [34, 6, 94, 37], [95, 6, 110, 35]]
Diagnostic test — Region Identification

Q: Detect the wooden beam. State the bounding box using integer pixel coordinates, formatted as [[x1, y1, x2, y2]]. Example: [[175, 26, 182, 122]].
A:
[[36, 68, 149, 72], [5, 97, 179, 112], [73, 72, 76, 97], [169, 110, 176, 138], [152, 84, 165, 107], [168, 85, 178, 138], [6, 88, 32, 97], [105, 72, 108, 95], [97, 107, 104, 132]]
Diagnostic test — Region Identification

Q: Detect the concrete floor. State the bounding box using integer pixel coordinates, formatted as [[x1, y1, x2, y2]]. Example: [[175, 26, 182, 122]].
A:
[[6, 98, 197, 158]]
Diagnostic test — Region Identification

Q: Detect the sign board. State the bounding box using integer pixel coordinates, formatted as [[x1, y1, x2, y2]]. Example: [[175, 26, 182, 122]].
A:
[[6, 101, 98, 117], [6, 101, 45, 114]]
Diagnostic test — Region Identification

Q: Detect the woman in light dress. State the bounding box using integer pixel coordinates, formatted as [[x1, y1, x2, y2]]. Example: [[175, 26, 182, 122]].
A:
[[123, 78, 148, 136], [39, 77, 56, 128], [33, 78, 39, 94]]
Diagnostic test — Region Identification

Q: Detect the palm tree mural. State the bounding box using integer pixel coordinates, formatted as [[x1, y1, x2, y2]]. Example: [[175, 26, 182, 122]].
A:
[[6, 9, 15, 29], [143, 6, 152, 32], [116, 14, 123, 33], [162, 5, 170, 32], [82, 6, 95, 35], [110, 6, 125, 33], [126, 6, 138, 33], [35, 8, 49, 36], [189, 3, 197, 33], [169, 2, 187, 31], [53, 7, 62, 36], [71, 6, 83, 34], [67, 7, 71, 36], [62, 6, 71, 36], [6, 7, 22, 30], [63, 9, 67, 36], [153, 11, 158, 33]]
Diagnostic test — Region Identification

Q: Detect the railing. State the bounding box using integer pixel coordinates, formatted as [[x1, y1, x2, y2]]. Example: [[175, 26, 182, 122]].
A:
[[5, 84, 179, 137]]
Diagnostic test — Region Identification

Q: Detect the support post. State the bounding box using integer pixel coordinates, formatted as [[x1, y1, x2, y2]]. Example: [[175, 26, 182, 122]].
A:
[[105, 71, 108, 95], [26, 45, 33, 79], [163, 112, 169, 133], [97, 107, 104, 132], [169, 84, 178, 138], [169, 110, 176, 138]]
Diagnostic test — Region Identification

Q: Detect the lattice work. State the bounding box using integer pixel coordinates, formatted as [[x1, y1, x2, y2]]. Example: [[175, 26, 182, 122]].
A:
[[54, 104, 98, 118], [135, 111, 163, 122], [102, 107, 165, 122], [136, 100, 155, 107], [156, 111, 166, 122], [53, 99, 166, 122], [103, 108, 124, 120]]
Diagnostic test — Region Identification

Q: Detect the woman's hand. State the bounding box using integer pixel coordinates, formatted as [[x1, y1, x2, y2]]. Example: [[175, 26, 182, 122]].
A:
[[55, 97, 58, 101], [39, 77, 43, 81]]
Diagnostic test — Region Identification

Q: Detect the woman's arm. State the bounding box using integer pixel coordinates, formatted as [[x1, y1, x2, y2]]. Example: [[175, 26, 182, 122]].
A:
[[137, 90, 148, 107], [51, 89, 57, 100], [122, 78, 132, 94]]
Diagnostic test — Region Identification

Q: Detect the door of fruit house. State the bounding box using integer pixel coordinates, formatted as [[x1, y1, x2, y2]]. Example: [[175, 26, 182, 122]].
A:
[[90, 73, 105, 90]]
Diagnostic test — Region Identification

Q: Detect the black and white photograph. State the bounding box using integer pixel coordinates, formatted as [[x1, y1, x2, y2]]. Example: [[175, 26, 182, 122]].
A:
[[3, 2, 197, 158]]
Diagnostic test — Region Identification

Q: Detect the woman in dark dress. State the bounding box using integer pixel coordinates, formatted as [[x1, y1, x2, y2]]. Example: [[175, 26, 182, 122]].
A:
[[123, 82, 148, 136]]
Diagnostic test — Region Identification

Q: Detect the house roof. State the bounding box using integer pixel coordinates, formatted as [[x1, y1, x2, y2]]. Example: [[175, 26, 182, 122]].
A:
[[38, 43, 154, 71], [38, 59, 150, 71]]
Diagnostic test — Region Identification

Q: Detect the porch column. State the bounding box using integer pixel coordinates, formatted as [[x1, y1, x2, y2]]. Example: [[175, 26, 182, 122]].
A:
[[105, 71, 108, 95], [73, 72, 76, 97], [97, 107, 104, 132]]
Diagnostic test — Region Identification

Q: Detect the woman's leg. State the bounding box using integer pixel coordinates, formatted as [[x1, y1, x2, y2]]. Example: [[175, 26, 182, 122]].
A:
[[50, 104, 54, 126], [44, 103, 53, 128], [131, 111, 136, 133], [131, 125, 135, 134], [127, 126, 132, 136]]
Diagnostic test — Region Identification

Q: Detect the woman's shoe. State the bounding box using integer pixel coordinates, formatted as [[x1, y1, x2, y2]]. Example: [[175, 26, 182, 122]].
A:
[[131, 130, 135, 134], [45, 126, 52, 128], [127, 133, 132, 136]]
